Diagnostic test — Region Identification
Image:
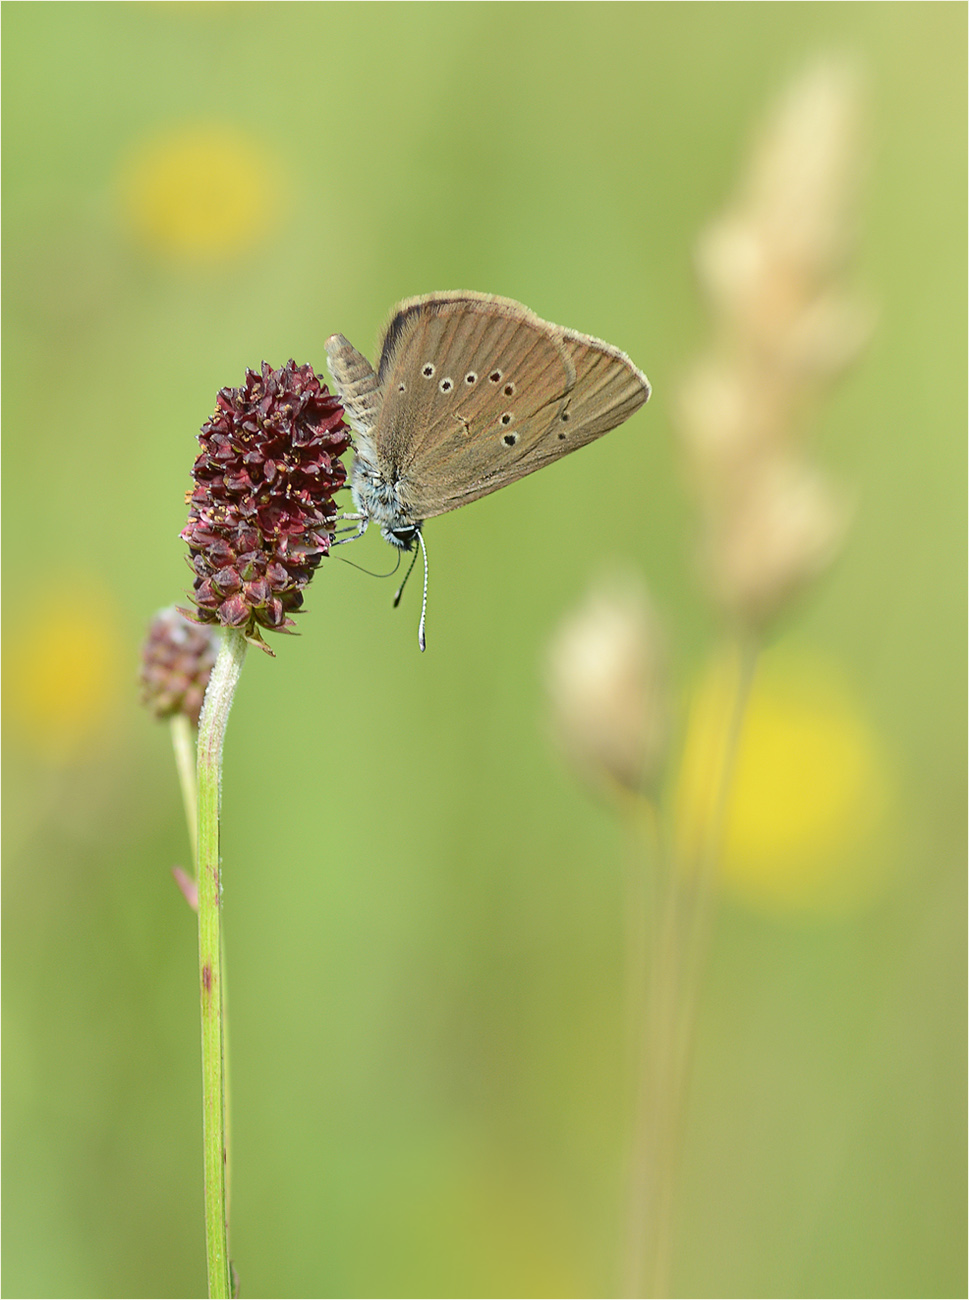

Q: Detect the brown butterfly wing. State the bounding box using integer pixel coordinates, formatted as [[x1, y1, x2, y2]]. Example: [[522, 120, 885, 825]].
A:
[[553, 326, 651, 445], [365, 292, 650, 522], [371, 293, 579, 520], [325, 333, 381, 439], [475, 326, 652, 484]]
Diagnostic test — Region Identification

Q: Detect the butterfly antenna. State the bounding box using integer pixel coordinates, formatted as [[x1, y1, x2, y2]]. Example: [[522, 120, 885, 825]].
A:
[[416, 529, 429, 653], [392, 544, 419, 608], [393, 530, 429, 651]]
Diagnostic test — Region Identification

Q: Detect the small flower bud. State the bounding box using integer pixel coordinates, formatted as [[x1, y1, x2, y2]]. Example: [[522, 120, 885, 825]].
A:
[[547, 575, 670, 797], [180, 361, 351, 648], [140, 606, 220, 727]]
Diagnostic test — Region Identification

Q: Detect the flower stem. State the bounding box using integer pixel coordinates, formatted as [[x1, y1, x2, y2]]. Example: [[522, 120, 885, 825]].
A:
[[621, 634, 759, 1298], [170, 712, 199, 865], [619, 794, 663, 1299], [196, 628, 247, 1299], [621, 794, 690, 1300], [673, 635, 759, 1112]]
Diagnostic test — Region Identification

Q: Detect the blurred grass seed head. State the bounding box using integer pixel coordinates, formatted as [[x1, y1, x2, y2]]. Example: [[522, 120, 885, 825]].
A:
[[547, 573, 670, 799], [678, 58, 870, 629]]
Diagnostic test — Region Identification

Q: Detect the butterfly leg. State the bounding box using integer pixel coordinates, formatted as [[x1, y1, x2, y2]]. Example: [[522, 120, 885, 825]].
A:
[[332, 512, 369, 545]]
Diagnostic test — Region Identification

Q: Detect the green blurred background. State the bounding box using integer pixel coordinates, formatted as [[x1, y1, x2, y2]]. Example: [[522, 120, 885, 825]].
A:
[[3, 4, 965, 1297]]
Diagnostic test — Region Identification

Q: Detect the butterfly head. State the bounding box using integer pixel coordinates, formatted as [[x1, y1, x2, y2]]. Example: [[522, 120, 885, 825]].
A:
[[385, 522, 421, 551]]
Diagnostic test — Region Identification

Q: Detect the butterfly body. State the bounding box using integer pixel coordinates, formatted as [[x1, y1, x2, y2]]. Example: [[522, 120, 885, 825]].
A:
[[326, 292, 650, 549]]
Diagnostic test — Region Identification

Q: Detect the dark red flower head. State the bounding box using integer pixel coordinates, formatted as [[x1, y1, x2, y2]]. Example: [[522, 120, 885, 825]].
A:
[[180, 361, 350, 647], [140, 606, 221, 727]]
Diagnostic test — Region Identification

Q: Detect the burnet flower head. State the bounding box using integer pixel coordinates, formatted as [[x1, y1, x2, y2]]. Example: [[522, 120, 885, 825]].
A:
[[180, 361, 350, 650], [140, 605, 221, 727]]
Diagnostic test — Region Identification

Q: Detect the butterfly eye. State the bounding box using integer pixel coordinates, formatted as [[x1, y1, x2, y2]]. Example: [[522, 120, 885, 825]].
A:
[[439, 378, 453, 393], [421, 363, 435, 378], [398, 382, 406, 392], [464, 372, 478, 385], [502, 432, 519, 447], [499, 412, 513, 426], [489, 369, 502, 384]]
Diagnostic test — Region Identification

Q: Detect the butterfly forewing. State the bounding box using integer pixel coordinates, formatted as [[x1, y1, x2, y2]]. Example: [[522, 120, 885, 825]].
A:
[[374, 294, 577, 519]]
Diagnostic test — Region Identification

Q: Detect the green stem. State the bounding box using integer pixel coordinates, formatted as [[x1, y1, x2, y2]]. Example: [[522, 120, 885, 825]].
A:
[[673, 634, 759, 1111], [619, 794, 663, 1300], [196, 628, 248, 1299], [643, 815, 681, 1300], [621, 634, 760, 1299], [622, 794, 695, 1300], [170, 712, 198, 865]]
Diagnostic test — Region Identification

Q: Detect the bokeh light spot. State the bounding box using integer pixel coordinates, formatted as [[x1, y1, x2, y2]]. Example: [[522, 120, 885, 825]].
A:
[[677, 648, 894, 915], [4, 578, 126, 762], [118, 124, 280, 260]]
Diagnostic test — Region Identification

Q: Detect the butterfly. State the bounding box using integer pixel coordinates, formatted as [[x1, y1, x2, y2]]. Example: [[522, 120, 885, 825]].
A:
[[325, 291, 650, 646]]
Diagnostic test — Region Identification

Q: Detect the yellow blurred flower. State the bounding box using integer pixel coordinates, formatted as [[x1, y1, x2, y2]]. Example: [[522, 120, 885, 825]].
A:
[[676, 648, 894, 915], [4, 579, 125, 762], [118, 124, 280, 260]]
